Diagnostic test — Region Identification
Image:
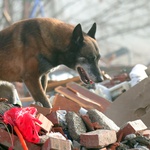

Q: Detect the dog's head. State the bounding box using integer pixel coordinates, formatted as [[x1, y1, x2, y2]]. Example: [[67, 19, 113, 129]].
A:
[[67, 23, 103, 84]]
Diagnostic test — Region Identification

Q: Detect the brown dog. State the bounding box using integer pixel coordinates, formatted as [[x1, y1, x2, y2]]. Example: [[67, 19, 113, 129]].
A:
[[0, 18, 103, 108]]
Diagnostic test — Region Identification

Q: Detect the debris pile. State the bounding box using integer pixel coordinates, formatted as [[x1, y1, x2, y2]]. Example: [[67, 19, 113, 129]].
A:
[[0, 64, 150, 150]]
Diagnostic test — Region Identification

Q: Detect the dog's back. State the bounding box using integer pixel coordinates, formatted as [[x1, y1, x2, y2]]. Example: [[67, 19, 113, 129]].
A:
[[0, 18, 74, 82]]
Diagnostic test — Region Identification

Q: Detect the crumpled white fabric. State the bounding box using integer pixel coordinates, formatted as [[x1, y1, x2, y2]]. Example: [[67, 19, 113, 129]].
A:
[[129, 64, 148, 87]]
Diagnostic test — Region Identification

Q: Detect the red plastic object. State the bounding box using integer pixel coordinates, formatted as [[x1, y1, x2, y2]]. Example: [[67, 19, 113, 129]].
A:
[[3, 107, 41, 143]]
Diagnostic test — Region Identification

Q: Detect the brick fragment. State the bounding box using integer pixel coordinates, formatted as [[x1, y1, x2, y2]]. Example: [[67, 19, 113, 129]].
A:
[[36, 113, 53, 133], [80, 129, 117, 148], [117, 119, 147, 139], [81, 115, 94, 131], [0, 128, 41, 150], [41, 136, 71, 150], [46, 111, 59, 126], [140, 129, 150, 138], [52, 126, 67, 139], [81, 115, 103, 131], [66, 111, 86, 141], [53, 94, 81, 113], [87, 109, 120, 131]]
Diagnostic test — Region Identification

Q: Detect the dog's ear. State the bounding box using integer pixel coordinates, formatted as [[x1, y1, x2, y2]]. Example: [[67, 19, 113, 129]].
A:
[[87, 23, 96, 39], [72, 24, 83, 45]]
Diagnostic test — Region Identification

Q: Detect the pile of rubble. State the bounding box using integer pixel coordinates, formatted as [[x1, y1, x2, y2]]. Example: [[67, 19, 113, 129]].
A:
[[0, 64, 150, 150]]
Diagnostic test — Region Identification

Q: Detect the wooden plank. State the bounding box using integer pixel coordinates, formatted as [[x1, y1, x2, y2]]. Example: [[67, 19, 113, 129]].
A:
[[55, 86, 103, 111], [66, 82, 111, 112], [46, 76, 81, 92], [53, 94, 80, 113]]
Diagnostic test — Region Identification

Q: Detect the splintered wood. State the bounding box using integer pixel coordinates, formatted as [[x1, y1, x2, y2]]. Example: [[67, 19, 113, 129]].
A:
[[55, 82, 111, 112]]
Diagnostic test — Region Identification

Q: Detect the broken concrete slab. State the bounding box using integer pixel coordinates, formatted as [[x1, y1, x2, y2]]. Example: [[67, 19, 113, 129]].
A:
[[105, 77, 150, 128], [87, 109, 120, 131], [66, 111, 87, 141]]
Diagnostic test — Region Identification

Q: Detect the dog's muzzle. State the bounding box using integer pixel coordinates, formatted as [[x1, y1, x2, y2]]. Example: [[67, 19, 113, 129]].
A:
[[77, 66, 104, 84], [77, 66, 94, 84]]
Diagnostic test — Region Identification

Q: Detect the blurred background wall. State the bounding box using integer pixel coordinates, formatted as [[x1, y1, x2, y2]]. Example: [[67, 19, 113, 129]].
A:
[[0, 0, 150, 67]]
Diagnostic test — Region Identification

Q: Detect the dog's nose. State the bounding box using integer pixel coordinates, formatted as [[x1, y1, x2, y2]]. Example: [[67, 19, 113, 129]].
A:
[[94, 69, 104, 83], [96, 75, 104, 83], [99, 74, 104, 82]]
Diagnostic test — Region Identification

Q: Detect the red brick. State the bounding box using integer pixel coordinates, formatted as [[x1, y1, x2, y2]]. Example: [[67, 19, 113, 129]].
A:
[[139, 129, 150, 138], [81, 115, 103, 131], [0, 128, 41, 150], [117, 119, 147, 139], [81, 115, 94, 131], [46, 111, 59, 126], [36, 113, 53, 133], [52, 127, 67, 139], [53, 94, 81, 113], [80, 129, 117, 149], [41, 136, 71, 150]]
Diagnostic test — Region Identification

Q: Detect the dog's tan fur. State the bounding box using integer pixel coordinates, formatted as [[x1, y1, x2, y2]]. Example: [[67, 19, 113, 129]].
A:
[[0, 18, 102, 108]]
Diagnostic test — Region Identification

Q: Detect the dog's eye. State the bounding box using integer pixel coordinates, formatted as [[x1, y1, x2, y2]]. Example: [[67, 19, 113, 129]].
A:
[[97, 54, 100, 60], [89, 56, 96, 61]]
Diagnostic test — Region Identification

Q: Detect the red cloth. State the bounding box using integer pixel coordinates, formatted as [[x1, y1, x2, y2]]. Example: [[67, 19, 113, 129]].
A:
[[3, 107, 41, 143]]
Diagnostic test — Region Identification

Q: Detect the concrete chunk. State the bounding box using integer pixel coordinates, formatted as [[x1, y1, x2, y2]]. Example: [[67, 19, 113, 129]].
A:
[[87, 109, 120, 131], [105, 77, 150, 127], [66, 111, 87, 141]]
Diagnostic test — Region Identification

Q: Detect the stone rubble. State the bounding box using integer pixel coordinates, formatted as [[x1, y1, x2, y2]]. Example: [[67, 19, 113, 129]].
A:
[[0, 64, 150, 149]]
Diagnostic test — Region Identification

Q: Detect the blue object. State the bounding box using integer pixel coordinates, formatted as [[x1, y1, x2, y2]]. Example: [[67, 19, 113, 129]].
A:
[[29, 0, 45, 18]]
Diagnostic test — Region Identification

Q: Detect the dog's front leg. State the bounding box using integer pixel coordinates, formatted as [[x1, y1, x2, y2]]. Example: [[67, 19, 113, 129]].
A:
[[23, 76, 52, 108], [41, 73, 48, 92]]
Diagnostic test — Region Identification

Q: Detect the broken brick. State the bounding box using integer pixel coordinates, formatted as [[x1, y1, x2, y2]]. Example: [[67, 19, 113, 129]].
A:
[[36, 113, 53, 133], [80, 129, 117, 148], [0, 128, 41, 150], [117, 119, 147, 140], [41, 136, 71, 150], [81, 115, 94, 131], [46, 111, 60, 126], [53, 94, 81, 113], [140, 129, 150, 138], [52, 126, 67, 139], [81, 115, 103, 131]]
